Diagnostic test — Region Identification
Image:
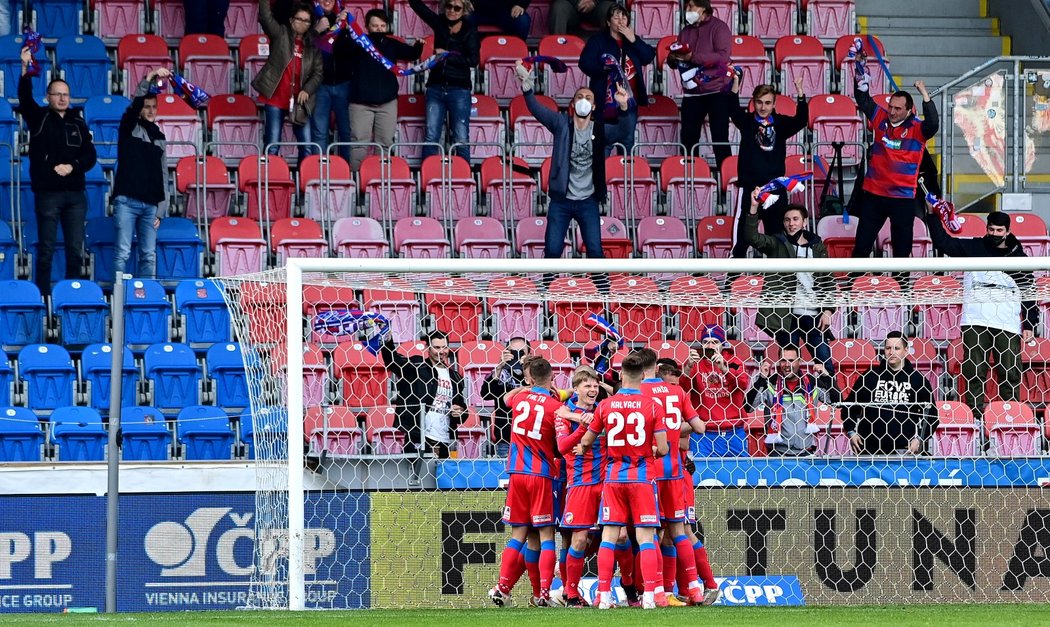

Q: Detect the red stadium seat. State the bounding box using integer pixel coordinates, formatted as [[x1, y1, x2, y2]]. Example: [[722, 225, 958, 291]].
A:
[[469, 94, 506, 162], [286, 346, 330, 407], [548, 277, 603, 344], [835, 34, 889, 96], [811, 403, 850, 456], [638, 216, 694, 261], [237, 282, 285, 344], [1021, 337, 1050, 405], [668, 276, 725, 343], [816, 214, 860, 258], [806, 0, 855, 43], [696, 215, 735, 259], [605, 156, 657, 220], [488, 276, 543, 341], [945, 337, 1000, 405], [238, 35, 270, 101], [829, 338, 878, 395], [175, 156, 235, 219], [515, 217, 559, 259], [952, 213, 986, 238], [362, 278, 421, 344], [906, 336, 942, 394], [878, 216, 933, 259], [303, 285, 361, 346], [209, 217, 267, 276], [808, 93, 863, 166], [224, 0, 262, 40], [454, 217, 511, 259], [728, 274, 771, 342], [710, 0, 740, 32], [155, 94, 201, 164], [984, 401, 1041, 457], [628, 0, 679, 40], [179, 35, 234, 97], [393, 217, 451, 259], [660, 156, 717, 221], [300, 154, 357, 222], [730, 35, 772, 105], [333, 343, 389, 409], [117, 34, 173, 99], [391, 0, 439, 41], [533, 340, 575, 390], [395, 94, 427, 166], [930, 401, 979, 457], [420, 155, 478, 221], [306, 406, 365, 455], [913, 274, 962, 341], [537, 35, 587, 106], [850, 275, 908, 342], [578, 216, 634, 259], [510, 94, 556, 166], [720, 155, 741, 210], [360, 155, 417, 222], [480, 36, 529, 105], [424, 277, 482, 343], [744, 0, 797, 41], [636, 95, 682, 162], [655, 35, 684, 101], [207, 94, 262, 165], [608, 275, 664, 342], [648, 339, 691, 365], [333, 217, 391, 259], [270, 218, 329, 263], [458, 340, 506, 407], [238, 155, 295, 221], [480, 156, 537, 222], [774, 35, 830, 96], [95, 0, 146, 43], [1009, 213, 1050, 257]]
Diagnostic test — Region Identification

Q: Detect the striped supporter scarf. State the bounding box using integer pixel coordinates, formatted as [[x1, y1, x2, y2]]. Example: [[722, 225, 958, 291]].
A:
[[765, 375, 820, 444]]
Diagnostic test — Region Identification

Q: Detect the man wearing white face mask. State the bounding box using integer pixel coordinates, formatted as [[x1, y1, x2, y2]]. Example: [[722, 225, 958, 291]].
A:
[[515, 60, 631, 262]]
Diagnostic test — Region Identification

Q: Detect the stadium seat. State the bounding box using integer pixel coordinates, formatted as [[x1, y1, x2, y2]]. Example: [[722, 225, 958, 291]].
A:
[[576, 216, 634, 259], [606, 156, 657, 220], [1021, 337, 1050, 406], [56, 35, 111, 101], [480, 156, 537, 222], [240, 406, 288, 460], [809, 93, 863, 166], [0, 281, 46, 351], [51, 406, 107, 461], [366, 405, 404, 455], [394, 93, 427, 166], [654, 35, 684, 102], [362, 278, 421, 344], [224, 0, 262, 40], [710, 0, 740, 32], [660, 156, 717, 222], [480, 36, 529, 105], [177, 405, 235, 460], [332, 217, 391, 259], [0, 351, 11, 406], [669, 276, 726, 343], [534, 340, 575, 390], [393, 217, 451, 259], [929, 401, 980, 457], [209, 217, 268, 276], [121, 406, 172, 460], [1009, 213, 1050, 257], [744, 0, 797, 41], [829, 338, 878, 394], [730, 35, 772, 103], [82, 165, 111, 221], [179, 35, 235, 97], [123, 278, 171, 350], [19, 344, 76, 413], [913, 274, 962, 341], [696, 215, 735, 259], [34, 0, 83, 38], [816, 214, 860, 258], [153, 0, 186, 41], [303, 284, 360, 344], [806, 0, 855, 43], [984, 401, 1041, 457], [271, 344, 329, 408], [305, 406, 362, 451], [515, 217, 561, 259], [877, 216, 932, 259], [309, 421, 366, 457], [155, 94, 202, 164], [84, 217, 120, 286], [117, 35, 173, 95], [629, 0, 679, 40], [206, 342, 251, 412], [636, 95, 682, 162], [835, 34, 888, 96], [174, 279, 231, 348], [811, 403, 850, 456], [727, 274, 771, 342], [850, 275, 908, 342], [238, 34, 269, 101], [85, 95, 131, 165], [271, 218, 329, 264], [81, 343, 138, 412], [0, 407, 44, 462], [509, 95, 556, 166], [300, 154, 356, 222], [488, 276, 542, 342], [906, 336, 942, 393], [360, 154, 417, 222], [458, 340, 505, 408], [95, 0, 146, 43], [145, 342, 202, 413], [469, 94, 506, 162], [775, 35, 830, 96], [0, 34, 52, 104], [235, 282, 285, 346], [609, 275, 665, 342], [548, 277, 603, 344], [454, 217, 511, 259], [391, 0, 438, 41], [647, 339, 691, 365], [51, 279, 108, 347], [156, 217, 205, 283], [0, 221, 17, 281], [420, 155, 478, 221], [537, 35, 587, 106], [207, 94, 262, 164], [719, 154, 741, 210], [238, 155, 294, 222], [638, 216, 694, 261], [425, 277, 483, 343], [456, 426, 487, 459], [332, 343, 389, 408]]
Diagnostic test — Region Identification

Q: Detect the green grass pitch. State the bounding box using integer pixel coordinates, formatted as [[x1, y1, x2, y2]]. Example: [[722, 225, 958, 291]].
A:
[[2, 606, 1050, 626]]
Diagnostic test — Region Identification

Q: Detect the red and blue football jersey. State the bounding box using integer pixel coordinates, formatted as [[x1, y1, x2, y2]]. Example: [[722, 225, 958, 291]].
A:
[[556, 398, 606, 487], [506, 386, 562, 479], [642, 378, 699, 480], [589, 388, 664, 484]]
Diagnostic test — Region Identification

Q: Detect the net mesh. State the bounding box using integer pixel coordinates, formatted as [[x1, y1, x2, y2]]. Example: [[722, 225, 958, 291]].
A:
[[215, 261, 1050, 608]]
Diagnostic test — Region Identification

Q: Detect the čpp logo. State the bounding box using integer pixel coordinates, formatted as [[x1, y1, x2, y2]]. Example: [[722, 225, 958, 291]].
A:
[[714, 576, 805, 606]]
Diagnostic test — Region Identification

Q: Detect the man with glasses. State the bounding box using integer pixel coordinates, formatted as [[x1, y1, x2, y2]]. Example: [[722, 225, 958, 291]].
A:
[[19, 46, 97, 296]]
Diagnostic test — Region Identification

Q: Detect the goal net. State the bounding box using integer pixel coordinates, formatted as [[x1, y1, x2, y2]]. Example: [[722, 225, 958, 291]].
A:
[[214, 256, 1050, 609]]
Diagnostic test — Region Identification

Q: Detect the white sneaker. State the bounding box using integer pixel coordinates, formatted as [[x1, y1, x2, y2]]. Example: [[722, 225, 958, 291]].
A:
[[642, 591, 656, 609], [597, 591, 614, 609], [488, 586, 510, 607], [703, 587, 721, 606], [548, 588, 565, 607]]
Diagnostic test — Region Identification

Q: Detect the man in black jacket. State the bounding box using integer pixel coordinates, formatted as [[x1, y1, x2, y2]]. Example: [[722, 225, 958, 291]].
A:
[[380, 331, 467, 457], [481, 337, 531, 457], [19, 47, 97, 296], [843, 331, 936, 455], [113, 68, 170, 280], [925, 206, 1037, 413]]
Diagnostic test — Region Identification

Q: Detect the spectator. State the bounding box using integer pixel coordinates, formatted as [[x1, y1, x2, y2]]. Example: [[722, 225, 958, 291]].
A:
[[185, 0, 230, 37], [515, 61, 632, 262], [0, 1, 11, 37], [850, 79, 938, 263], [380, 331, 467, 458], [19, 48, 97, 296], [311, 0, 353, 163], [744, 190, 836, 374], [924, 206, 1037, 413], [113, 68, 170, 280], [578, 4, 655, 156], [253, 0, 323, 162], [729, 76, 808, 256], [843, 331, 936, 455], [549, 0, 617, 36], [474, 0, 532, 40], [481, 337, 532, 457], [410, 0, 480, 163], [680, 324, 750, 457], [748, 343, 837, 457], [667, 0, 733, 168], [348, 9, 422, 171]]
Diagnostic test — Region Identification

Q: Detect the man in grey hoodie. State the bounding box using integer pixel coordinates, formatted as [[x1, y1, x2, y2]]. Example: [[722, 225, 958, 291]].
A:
[[748, 344, 838, 456]]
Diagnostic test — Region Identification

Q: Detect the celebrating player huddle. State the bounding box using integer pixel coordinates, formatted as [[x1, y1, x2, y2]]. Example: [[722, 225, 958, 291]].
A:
[[489, 348, 719, 609]]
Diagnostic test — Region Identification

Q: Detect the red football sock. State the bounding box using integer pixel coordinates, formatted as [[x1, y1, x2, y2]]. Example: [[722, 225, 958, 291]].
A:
[[661, 544, 677, 592], [597, 541, 616, 593], [565, 546, 587, 599], [539, 541, 556, 594], [694, 541, 717, 589], [524, 547, 541, 596], [674, 535, 699, 591], [615, 542, 634, 588], [497, 538, 525, 593], [639, 542, 660, 593]]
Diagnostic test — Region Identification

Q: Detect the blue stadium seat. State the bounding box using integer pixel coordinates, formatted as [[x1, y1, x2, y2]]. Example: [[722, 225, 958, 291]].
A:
[[18, 159, 34, 226], [84, 95, 131, 166], [0, 162, 15, 224], [87, 216, 131, 284], [0, 280, 46, 351], [31, 0, 84, 39], [0, 351, 12, 406], [144, 342, 201, 413], [0, 407, 45, 461], [174, 279, 231, 347], [156, 218, 204, 284], [0, 220, 17, 280], [177, 405, 234, 460], [206, 342, 250, 412], [0, 100, 16, 151], [241, 406, 287, 460], [19, 344, 76, 413], [51, 406, 106, 461], [51, 279, 109, 347], [23, 223, 68, 288], [83, 164, 110, 220], [0, 34, 54, 104], [56, 35, 111, 101], [124, 279, 170, 349], [120, 406, 171, 460], [81, 343, 138, 412]]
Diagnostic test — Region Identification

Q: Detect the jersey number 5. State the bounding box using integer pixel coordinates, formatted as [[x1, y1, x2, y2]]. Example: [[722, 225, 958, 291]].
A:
[[512, 401, 544, 440], [606, 411, 645, 447], [653, 395, 682, 430]]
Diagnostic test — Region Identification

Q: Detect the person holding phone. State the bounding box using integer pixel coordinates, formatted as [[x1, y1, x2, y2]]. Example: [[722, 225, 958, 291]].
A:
[[482, 337, 533, 457], [680, 325, 750, 457]]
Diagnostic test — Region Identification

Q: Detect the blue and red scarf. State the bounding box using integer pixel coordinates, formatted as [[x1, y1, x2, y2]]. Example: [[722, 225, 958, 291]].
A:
[[757, 172, 813, 209]]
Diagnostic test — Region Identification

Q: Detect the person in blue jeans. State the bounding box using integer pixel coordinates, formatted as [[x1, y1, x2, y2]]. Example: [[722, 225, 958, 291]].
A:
[[516, 60, 630, 264], [409, 0, 479, 163], [473, 0, 531, 40], [310, 0, 353, 162], [113, 68, 171, 279]]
